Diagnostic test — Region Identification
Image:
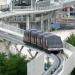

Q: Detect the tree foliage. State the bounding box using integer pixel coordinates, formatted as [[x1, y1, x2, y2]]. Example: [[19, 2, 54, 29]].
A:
[[0, 53, 28, 75], [66, 34, 75, 46], [71, 68, 75, 75]]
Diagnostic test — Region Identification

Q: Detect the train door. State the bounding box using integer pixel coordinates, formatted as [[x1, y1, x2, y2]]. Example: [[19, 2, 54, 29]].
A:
[[43, 38, 48, 49], [37, 37, 42, 47], [31, 34, 34, 43], [24, 31, 27, 42], [34, 35, 37, 44]]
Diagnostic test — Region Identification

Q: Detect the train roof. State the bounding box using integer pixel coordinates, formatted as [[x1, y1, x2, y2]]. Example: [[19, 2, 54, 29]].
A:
[[25, 29, 37, 33], [38, 32, 50, 37], [31, 30, 43, 35], [46, 36, 63, 48], [43, 34, 60, 38]]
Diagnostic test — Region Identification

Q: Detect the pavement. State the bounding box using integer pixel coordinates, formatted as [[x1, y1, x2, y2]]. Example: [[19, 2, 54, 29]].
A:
[[51, 29, 75, 41]]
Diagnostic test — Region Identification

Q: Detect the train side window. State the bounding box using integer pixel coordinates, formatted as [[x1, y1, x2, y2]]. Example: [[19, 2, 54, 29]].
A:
[[37, 38, 38, 43], [40, 38, 42, 44], [31, 35, 33, 41], [46, 39, 47, 47], [28, 34, 30, 40], [26, 34, 28, 40], [34, 36, 35, 42], [39, 38, 41, 44]]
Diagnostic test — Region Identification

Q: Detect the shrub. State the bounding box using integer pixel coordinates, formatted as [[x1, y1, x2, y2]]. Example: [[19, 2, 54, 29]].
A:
[[0, 53, 28, 75], [71, 68, 75, 75], [66, 34, 75, 46]]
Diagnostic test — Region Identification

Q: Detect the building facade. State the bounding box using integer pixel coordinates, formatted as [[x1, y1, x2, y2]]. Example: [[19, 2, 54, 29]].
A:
[[1, 0, 73, 31], [0, 0, 7, 5], [1, 0, 57, 31]]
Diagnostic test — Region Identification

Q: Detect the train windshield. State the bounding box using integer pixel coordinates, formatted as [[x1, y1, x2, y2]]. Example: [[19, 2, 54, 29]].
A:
[[48, 36, 63, 48]]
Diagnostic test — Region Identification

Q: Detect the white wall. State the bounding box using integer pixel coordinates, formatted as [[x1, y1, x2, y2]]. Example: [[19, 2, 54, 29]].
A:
[[27, 53, 44, 75], [0, 0, 7, 5], [60, 53, 75, 75]]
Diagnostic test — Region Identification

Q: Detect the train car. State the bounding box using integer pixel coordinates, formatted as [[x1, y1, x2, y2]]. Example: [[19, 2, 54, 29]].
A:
[[37, 32, 50, 48], [30, 30, 43, 45], [23, 29, 37, 43], [23, 29, 63, 54], [43, 34, 63, 53], [23, 29, 31, 43]]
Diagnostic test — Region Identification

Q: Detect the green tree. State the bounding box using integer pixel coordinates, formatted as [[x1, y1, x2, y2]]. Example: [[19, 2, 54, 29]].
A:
[[0, 53, 28, 75], [71, 68, 75, 75], [66, 34, 75, 46]]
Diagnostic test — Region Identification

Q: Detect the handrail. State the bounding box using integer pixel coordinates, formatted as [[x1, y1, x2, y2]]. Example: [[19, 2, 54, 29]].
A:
[[43, 54, 60, 75], [52, 63, 63, 75], [12, 6, 32, 10], [0, 30, 24, 45], [0, 4, 9, 10], [63, 42, 75, 53], [0, 21, 24, 35], [0, 0, 75, 18]]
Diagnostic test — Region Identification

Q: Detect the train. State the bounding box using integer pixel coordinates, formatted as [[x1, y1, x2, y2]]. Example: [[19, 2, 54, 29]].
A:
[[23, 29, 63, 54]]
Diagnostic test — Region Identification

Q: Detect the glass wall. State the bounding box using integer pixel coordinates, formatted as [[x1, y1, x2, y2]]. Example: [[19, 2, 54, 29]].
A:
[[13, 0, 31, 6]]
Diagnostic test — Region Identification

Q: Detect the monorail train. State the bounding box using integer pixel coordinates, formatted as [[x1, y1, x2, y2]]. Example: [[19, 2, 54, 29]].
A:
[[23, 29, 63, 54]]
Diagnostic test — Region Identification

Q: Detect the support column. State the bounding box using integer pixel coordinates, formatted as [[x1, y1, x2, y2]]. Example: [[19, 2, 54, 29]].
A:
[[26, 15, 30, 30], [48, 14, 50, 31], [67, 7, 70, 17], [48, 13, 51, 32], [10, 1, 13, 11], [31, 0, 36, 9], [41, 14, 44, 31], [15, 44, 24, 54], [27, 49, 38, 59], [46, 56, 51, 70], [21, 15, 24, 22], [3, 40, 11, 55]]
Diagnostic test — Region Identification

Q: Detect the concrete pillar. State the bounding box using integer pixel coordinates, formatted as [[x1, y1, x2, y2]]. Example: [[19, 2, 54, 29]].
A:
[[31, 0, 36, 9], [26, 15, 30, 30], [10, 1, 13, 11], [41, 14, 44, 31], [46, 56, 50, 64], [48, 19, 50, 32], [48, 14, 51, 32], [21, 15, 24, 22], [67, 7, 70, 17], [3, 40, 11, 55]]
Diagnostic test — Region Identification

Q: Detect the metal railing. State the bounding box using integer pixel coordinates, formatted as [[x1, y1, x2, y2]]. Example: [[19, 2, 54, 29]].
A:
[[0, 4, 9, 11], [52, 64, 63, 75], [63, 42, 75, 53], [11, 0, 75, 11], [35, 0, 50, 10], [12, 6, 32, 10], [43, 54, 60, 75], [0, 30, 24, 45], [10, 0, 63, 11], [0, 21, 24, 35]]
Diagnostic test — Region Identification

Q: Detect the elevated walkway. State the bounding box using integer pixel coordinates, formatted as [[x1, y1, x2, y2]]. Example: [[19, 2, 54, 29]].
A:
[[0, 0, 75, 18]]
